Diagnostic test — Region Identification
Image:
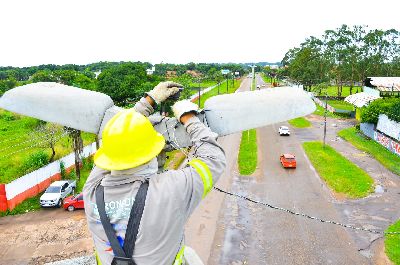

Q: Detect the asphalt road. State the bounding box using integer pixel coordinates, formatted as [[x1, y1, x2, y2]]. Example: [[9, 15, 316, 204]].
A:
[[208, 76, 369, 264]]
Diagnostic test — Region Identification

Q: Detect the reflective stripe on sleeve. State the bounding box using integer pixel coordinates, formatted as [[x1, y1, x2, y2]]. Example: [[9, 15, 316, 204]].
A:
[[173, 245, 185, 265], [188, 159, 213, 198], [95, 251, 102, 265]]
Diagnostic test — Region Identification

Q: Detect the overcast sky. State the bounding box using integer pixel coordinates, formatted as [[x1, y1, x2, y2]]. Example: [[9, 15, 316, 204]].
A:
[[1, 0, 399, 67]]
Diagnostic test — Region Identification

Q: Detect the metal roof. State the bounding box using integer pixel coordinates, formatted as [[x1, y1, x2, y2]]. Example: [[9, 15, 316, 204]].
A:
[[344, 92, 380, 108], [368, 77, 400, 92]]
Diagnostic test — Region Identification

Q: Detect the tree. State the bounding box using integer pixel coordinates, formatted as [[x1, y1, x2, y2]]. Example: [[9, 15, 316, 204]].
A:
[[173, 73, 194, 99], [31, 123, 64, 162], [31, 70, 57, 83], [97, 63, 150, 105], [66, 128, 83, 182]]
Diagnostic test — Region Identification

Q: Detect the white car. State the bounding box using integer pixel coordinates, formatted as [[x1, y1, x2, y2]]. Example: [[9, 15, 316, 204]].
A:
[[279, 126, 290, 136], [40, 180, 76, 208]]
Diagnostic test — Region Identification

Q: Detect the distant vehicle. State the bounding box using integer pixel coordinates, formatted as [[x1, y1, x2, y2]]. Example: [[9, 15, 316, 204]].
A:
[[256, 85, 260, 89], [262, 84, 266, 87], [63, 193, 84, 211], [279, 126, 290, 136], [280, 154, 297, 168], [40, 180, 76, 208]]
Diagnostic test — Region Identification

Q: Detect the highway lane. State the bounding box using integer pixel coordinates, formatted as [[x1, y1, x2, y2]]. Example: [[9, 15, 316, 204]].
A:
[[185, 76, 251, 264], [208, 75, 369, 264]]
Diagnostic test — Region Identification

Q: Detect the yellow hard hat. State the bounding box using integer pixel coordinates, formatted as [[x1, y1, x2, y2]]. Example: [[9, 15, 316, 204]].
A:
[[94, 109, 165, 170]]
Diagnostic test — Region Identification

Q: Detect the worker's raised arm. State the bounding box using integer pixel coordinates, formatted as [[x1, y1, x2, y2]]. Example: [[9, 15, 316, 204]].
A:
[[171, 100, 227, 217], [134, 81, 183, 117]]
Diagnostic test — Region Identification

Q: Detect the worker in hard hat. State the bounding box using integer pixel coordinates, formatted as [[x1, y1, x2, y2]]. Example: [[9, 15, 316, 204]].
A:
[[83, 81, 226, 265]]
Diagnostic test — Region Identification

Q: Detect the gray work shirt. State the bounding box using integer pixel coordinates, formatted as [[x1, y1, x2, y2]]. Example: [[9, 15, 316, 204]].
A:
[[83, 98, 226, 265]]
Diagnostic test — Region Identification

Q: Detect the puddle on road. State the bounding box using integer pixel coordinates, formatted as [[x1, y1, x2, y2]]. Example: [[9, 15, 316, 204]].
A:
[[374, 185, 385, 194]]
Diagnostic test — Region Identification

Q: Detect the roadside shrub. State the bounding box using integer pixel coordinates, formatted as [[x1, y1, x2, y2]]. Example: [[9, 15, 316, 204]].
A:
[[361, 98, 400, 124], [0, 112, 15, 121], [82, 156, 94, 170], [388, 101, 400, 122], [22, 150, 49, 174], [60, 161, 66, 178]]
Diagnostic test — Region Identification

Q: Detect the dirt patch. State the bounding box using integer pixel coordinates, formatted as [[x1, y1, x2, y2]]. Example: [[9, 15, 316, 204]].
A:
[[0, 209, 94, 265]]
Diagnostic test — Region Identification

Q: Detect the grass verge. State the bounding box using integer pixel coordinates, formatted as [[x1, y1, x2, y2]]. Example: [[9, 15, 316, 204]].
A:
[[288, 117, 311, 128], [338, 127, 400, 175], [303, 141, 373, 198], [198, 79, 242, 108], [385, 219, 400, 265], [238, 129, 257, 175]]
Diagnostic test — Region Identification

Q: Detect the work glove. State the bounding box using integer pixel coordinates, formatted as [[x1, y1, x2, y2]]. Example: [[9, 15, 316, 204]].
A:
[[172, 100, 199, 122], [146, 81, 183, 105]]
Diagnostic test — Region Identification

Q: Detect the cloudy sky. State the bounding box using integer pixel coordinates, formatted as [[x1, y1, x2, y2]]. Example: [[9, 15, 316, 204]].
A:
[[1, 0, 399, 67]]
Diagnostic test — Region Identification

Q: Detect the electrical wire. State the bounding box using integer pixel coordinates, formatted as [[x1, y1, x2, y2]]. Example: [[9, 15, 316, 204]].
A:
[[0, 130, 66, 153], [0, 132, 68, 159], [213, 187, 400, 235]]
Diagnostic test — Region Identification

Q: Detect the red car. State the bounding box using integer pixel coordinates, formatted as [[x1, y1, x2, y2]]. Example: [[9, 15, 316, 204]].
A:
[[63, 193, 84, 211], [280, 154, 297, 168]]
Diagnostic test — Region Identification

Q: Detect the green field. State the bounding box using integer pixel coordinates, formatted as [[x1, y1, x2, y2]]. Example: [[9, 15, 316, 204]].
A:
[[313, 103, 350, 118], [261, 73, 280, 84], [288, 117, 311, 128], [338, 127, 400, 176], [0, 110, 95, 184], [327, 100, 354, 111], [314, 86, 362, 97], [385, 219, 400, 265], [303, 141, 373, 198], [238, 129, 257, 175], [198, 79, 242, 108]]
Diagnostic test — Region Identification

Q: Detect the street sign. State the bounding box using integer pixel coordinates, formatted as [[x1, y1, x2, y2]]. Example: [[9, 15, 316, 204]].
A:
[[221, 69, 230, 75]]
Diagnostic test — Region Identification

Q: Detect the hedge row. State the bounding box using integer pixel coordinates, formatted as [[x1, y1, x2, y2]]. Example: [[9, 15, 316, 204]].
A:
[[361, 98, 400, 124]]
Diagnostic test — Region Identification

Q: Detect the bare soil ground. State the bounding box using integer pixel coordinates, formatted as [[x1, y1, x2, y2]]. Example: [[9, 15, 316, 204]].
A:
[[0, 209, 94, 265]]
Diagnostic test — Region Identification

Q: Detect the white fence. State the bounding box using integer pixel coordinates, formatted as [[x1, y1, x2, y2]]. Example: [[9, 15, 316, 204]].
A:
[[5, 142, 97, 201], [377, 114, 400, 141]]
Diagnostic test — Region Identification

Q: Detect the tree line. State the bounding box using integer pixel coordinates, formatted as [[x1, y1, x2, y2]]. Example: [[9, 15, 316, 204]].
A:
[[0, 62, 250, 106], [280, 24, 400, 96]]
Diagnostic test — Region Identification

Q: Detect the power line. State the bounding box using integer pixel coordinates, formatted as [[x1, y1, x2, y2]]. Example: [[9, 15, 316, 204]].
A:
[[0, 130, 66, 153], [0, 132, 68, 159], [213, 187, 400, 235]]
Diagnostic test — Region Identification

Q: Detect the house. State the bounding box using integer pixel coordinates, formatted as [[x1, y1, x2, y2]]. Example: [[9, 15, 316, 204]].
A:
[[146, 66, 155, 75], [344, 77, 400, 120]]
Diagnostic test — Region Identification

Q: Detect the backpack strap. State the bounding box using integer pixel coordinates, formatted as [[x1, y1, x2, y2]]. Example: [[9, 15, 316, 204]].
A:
[[123, 181, 149, 257], [95, 181, 149, 265]]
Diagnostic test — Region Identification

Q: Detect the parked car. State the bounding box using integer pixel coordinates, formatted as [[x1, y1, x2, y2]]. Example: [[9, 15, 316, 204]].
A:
[[63, 192, 84, 211], [279, 126, 290, 136], [40, 180, 76, 208], [280, 154, 297, 168], [256, 85, 260, 89]]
